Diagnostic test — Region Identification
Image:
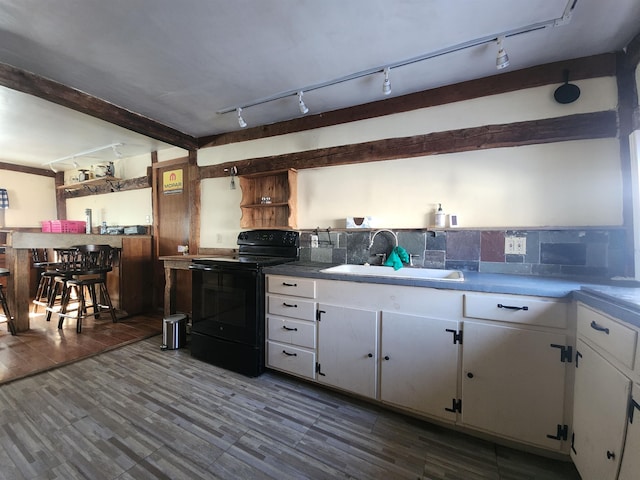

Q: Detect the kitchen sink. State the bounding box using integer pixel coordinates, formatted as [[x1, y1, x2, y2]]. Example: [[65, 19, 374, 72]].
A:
[[320, 264, 464, 281]]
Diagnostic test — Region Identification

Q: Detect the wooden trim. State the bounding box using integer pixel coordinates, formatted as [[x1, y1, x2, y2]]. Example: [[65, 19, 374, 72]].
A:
[[198, 54, 616, 149], [188, 150, 200, 254], [617, 51, 637, 277], [0, 62, 197, 150], [150, 151, 160, 309], [151, 156, 189, 169], [54, 172, 66, 220], [626, 30, 640, 69], [0, 161, 56, 177], [200, 111, 618, 179]]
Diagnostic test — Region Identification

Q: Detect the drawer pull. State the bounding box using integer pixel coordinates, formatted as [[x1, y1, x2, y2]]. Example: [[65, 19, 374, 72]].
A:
[[282, 325, 298, 331], [282, 350, 297, 357], [282, 282, 297, 287], [497, 303, 529, 311], [282, 302, 298, 308], [607, 450, 615, 460], [590, 321, 610, 334]]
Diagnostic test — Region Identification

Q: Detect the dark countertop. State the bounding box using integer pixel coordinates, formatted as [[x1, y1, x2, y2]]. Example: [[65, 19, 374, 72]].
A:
[[264, 262, 640, 328]]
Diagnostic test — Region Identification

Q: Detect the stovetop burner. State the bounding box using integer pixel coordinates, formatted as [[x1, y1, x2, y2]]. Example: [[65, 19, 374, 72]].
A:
[[191, 230, 299, 270]]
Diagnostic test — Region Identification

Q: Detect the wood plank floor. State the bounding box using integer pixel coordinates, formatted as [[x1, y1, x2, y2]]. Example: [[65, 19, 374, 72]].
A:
[[0, 334, 582, 479], [0, 309, 163, 385]]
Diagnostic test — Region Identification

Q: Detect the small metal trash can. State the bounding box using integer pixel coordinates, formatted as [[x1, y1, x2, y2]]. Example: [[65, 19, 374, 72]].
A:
[[161, 314, 187, 350]]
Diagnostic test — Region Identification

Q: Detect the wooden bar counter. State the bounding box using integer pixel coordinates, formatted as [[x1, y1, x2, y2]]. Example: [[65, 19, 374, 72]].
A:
[[5, 231, 152, 331]]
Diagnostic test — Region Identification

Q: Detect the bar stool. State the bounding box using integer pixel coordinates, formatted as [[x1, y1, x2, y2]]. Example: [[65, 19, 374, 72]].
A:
[[44, 248, 81, 322], [31, 248, 61, 313], [57, 245, 118, 333], [0, 268, 17, 335]]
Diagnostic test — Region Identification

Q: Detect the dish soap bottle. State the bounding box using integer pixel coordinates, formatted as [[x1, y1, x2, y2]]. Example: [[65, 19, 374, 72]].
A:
[[435, 203, 446, 228]]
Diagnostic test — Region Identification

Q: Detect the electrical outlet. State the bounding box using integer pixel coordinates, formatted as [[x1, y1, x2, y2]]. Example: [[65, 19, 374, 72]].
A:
[[310, 235, 319, 248], [505, 236, 526, 255]]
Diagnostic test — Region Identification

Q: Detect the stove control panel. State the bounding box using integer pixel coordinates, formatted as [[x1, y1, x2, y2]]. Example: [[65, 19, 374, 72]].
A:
[[237, 230, 299, 247]]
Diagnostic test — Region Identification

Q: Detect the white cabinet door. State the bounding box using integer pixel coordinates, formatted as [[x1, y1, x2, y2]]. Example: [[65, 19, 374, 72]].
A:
[[380, 311, 459, 422], [618, 386, 640, 480], [572, 339, 631, 480], [462, 322, 568, 450], [316, 303, 378, 399]]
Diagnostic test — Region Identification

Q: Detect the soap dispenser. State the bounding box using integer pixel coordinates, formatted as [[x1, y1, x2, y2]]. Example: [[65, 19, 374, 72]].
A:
[[435, 203, 446, 228]]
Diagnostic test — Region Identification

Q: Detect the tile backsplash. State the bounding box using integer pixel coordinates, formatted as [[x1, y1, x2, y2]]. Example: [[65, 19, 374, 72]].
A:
[[299, 228, 627, 279]]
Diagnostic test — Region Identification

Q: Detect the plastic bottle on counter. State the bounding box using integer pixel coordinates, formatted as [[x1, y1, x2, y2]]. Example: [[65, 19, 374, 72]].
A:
[[85, 208, 92, 234], [435, 203, 446, 228]]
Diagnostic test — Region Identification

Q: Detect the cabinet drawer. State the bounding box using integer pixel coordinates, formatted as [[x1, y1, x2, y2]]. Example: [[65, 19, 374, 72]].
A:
[[577, 303, 637, 369], [267, 276, 316, 298], [464, 293, 567, 328], [267, 341, 316, 379], [267, 317, 316, 348], [267, 295, 316, 321]]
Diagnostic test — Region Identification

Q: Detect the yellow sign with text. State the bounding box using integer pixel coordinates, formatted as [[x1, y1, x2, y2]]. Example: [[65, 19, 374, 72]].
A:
[[163, 169, 183, 194]]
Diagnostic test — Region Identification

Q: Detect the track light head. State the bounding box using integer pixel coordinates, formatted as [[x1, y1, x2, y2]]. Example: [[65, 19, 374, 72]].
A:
[[496, 37, 510, 70], [236, 107, 247, 128], [298, 91, 309, 114], [382, 67, 391, 95]]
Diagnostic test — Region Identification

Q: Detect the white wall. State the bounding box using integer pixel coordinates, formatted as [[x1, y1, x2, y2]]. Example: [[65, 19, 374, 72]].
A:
[[198, 77, 623, 248], [65, 152, 153, 227], [66, 188, 152, 227], [0, 170, 57, 227]]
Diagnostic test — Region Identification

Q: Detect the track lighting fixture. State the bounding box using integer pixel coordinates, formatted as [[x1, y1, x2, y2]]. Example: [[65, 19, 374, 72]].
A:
[[496, 36, 510, 70], [237, 107, 247, 128], [382, 67, 391, 95], [298, 91, 309, 115], [44, 142, 125, 169], [218, 0, 575, 118]]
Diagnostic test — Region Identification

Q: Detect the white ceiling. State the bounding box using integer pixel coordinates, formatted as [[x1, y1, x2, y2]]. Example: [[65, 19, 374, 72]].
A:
[[0, 0, 639, 171]]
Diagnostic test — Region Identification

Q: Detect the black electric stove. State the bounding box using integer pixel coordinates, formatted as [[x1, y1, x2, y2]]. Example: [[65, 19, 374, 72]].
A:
[[189, 230, 299, 376]]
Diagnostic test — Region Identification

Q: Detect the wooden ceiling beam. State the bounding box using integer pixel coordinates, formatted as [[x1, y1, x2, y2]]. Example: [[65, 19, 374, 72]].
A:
[[0, 161, 56, 177], [200, 111, 618, 179], [0, 62, 197, 150]]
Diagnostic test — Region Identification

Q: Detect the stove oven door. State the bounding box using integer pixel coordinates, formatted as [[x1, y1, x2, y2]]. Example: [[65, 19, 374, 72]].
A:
[[190, 264, 263, 346]]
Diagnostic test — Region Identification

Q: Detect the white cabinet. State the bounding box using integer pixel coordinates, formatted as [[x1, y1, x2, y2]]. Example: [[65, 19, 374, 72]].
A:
[[316, 304, 378, 399], [266, 277, 317, 380], [572, 302, 639, 480], [571, 339, 630, 480], [380, 311, 459, 421], [264, 274, 572, 454], [462, 292, 571, 451], [618, 385, 640, 480], [462, 321, 569, 450]]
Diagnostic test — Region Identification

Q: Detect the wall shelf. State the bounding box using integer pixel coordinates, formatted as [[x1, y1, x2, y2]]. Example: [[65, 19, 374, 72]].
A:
[[239, 169, 297, 229], [57, 176, 122, 193]]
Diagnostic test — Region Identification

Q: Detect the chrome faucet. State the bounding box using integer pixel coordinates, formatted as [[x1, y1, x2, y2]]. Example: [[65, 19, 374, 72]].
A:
[[368, 229, 398, 249]]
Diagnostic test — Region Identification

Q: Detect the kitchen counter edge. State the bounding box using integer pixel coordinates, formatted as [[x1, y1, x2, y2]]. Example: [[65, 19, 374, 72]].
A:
[[264, 262, 640, 328]]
